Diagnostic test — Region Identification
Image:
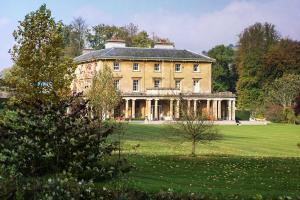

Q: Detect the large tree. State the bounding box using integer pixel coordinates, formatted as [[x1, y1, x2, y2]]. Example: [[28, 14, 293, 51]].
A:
[[10, 4, 76, 104], [63, 17, 88, 57], [236, 22, 280, 110], [208, 44, 237, 92]]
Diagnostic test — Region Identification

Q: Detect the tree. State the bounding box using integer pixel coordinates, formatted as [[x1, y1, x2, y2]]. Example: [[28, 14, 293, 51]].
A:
[[62, 17, 88, 57], [87, 24, 128, 49], [131, 31, 153, 48], [236, 22, 280, 110], [171, 98, 221, 156], [208, 45, 237, 92], [87, 65, 121, 119], [265, 74, 300, 109], [263, 39, 300, 85], [10, 4, 76, 105]]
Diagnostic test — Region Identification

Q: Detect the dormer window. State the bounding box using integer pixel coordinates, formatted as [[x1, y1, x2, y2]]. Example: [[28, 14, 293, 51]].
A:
[[154, 63, 160, 72], [133, 63, 139, 71], [113, 62, 120, 71], [175, 64, 181, 72], [193, 64, 200, 72]]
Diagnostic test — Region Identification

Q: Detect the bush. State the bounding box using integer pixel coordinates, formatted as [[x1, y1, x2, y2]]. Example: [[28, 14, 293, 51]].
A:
[[0, 94, 129, 181], [235, 110, 250, 120]]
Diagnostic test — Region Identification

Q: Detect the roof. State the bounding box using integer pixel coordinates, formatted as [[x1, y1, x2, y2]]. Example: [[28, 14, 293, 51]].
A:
[[74, 47, 215, 63]]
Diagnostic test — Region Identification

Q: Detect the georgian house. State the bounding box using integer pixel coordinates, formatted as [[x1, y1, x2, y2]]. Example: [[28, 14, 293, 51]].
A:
[[73, 39, 236, 121]]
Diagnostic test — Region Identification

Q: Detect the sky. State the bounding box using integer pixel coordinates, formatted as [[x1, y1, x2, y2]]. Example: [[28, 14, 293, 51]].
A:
[[1, 0, 300, 69]]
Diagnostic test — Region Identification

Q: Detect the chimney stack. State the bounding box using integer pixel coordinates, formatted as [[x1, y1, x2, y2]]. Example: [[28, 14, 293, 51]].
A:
[[154, 39, 175, 49], [105, 37, 126, 48]]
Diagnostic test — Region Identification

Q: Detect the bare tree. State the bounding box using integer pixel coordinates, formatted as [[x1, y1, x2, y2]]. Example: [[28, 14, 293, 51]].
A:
[[171, 97, 222, 156], [71, 17, 89, 51]]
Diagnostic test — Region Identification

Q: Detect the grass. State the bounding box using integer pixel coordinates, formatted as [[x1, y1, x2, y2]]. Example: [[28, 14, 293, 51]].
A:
[[104, 124, 300, 197]]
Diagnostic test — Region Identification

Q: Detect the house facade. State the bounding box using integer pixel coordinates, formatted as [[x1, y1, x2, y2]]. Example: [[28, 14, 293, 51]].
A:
[[73, 40, 236, 121]]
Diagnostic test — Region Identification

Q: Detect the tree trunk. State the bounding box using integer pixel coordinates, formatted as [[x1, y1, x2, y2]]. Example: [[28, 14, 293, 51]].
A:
[[191, 139, 196, 156]]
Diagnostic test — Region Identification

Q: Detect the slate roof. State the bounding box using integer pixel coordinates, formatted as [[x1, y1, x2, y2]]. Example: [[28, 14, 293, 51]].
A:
[[74, 47, 215, 63]]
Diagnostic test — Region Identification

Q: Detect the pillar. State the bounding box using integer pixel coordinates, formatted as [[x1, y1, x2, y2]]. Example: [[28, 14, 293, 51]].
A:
[[232, 100, 236, 121], [213, 100, 218, 120], [147, 99, 152, 120], [193, 99, 197, 116], [206, 99, 210, 117], [187, 100, 191, 115], [218, 100, 221, 120], [125, 99, 129, 119], [170, 99, 174, 119], [176, 99, 180, 118], [228, 100, 232, 120], [132, 99, 136, 119], [154, 99, 158, 120]]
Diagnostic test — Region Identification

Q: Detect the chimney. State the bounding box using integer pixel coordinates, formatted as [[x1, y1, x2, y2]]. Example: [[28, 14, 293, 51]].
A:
[[82, 48, 94, 54], [105, 38, 126, 48], [154, 39, 175, 49]]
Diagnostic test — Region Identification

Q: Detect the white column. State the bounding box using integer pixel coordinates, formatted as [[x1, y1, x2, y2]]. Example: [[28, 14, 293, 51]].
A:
[[218, 100, 221, 120], [132, 99, 136, 119], [176, 99, 180, 118], [125, 99, 129, 119], [187, 100, 191, 115], [170, 99, 174, 119], [228, 100, 232, 120], [154, 99, 158, 120], [232, 100, 236, 120], [193, 99, 197, 116]]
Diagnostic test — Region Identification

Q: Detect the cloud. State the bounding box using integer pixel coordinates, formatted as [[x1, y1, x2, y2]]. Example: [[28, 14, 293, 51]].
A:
[[74, 0, 300, 53]]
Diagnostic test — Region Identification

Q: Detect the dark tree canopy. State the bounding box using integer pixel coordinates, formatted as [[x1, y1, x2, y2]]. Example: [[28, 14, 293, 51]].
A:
[[208, 45, 237, 92]]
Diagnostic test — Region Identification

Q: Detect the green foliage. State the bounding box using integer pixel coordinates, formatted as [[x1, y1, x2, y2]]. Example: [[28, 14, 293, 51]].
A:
[[235, 110, 250, 120], [236, 22, 280, 110], [62, 17, 88, 57], [9, 4, 76, 104], [87, 65, 121, 119], [208, 44, 237, 92], [131, 31, 153, 48]]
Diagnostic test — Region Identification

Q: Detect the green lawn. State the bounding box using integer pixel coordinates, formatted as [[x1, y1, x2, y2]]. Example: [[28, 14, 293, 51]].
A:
[[105, 124, 300, 197]]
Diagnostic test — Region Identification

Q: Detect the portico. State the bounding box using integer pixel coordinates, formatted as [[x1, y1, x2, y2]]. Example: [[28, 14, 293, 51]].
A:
[[122, 92, 236, 121]]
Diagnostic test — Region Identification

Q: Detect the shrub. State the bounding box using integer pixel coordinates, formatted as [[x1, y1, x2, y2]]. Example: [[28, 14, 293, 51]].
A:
[[235, 110, 250, 120], [264, 105, 286, 122], [0, 94, 129, 181]]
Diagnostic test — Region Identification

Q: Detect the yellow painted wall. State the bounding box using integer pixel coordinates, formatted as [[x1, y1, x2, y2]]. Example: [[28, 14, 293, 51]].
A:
[[75, 60, 212, 94]]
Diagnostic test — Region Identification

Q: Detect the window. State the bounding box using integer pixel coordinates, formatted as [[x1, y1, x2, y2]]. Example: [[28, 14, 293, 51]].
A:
[[154, 79, 161, 88], [175, 80, 181, 89], [154, 63, 160, 72], [175, 64, 181, 72], [133, 63, 139, 71], [193, 64, 199, 72], [133, 80, 139, 92], [193, 80, 200, 93], [114, 79, 120, 90], [113, 62, 120, 71]]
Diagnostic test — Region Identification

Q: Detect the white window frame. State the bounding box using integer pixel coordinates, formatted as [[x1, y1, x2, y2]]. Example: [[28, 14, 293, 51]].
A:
[[154, 79, 161, 88], [133, 79, 139, 92], [175, 64, 181, 72], [133, 63, 139, 71], [175, 79, 181, 89], [193, 64, 200, 72], [113, 62, 120, 71], [154, 63, 160, 72], [114, 79, 120, 90]]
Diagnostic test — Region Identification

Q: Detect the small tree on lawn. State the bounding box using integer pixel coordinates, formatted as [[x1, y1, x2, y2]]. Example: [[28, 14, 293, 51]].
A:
[[172, 97, 221, 156], [87, 64, 121, 119]]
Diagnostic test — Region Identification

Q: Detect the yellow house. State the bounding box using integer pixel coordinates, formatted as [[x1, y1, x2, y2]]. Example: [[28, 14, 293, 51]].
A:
[[73, 39, 236, 121]]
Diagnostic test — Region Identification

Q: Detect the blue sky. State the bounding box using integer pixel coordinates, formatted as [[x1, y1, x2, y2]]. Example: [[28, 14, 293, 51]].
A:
[[1, 0, 300, 69]]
